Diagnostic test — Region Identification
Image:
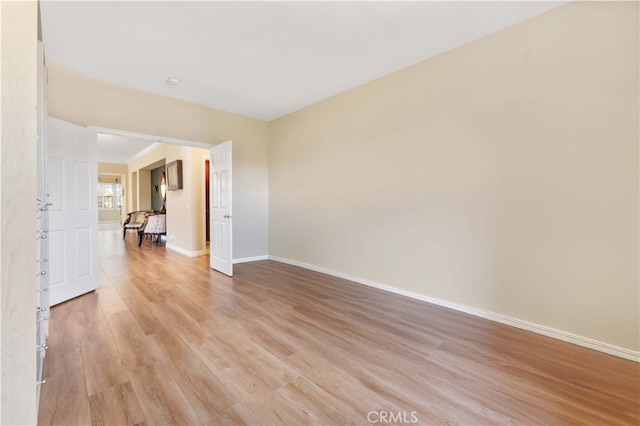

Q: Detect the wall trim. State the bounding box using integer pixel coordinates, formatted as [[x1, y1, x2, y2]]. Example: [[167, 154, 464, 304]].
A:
[[166, 243, 206, 258], [233, 255, 269, 264], [268, 255, 639, 363], [125, 142, 162, 163], [88, 125, 213, 150]]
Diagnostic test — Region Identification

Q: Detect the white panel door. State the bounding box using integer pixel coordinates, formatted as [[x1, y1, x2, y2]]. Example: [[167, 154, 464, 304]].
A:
[[47, 117, 99, 305], [209, 141, 233, 276]]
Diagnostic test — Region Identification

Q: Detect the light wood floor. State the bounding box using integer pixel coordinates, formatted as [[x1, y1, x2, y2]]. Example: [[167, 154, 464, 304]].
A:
[[38, 227, 639, 425]]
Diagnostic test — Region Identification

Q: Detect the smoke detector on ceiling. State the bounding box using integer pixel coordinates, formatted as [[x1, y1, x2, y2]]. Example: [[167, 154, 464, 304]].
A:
[[166, 78, 180, 86]]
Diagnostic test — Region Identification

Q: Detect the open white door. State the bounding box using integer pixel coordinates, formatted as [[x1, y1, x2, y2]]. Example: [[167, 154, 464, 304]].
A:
[[209, 141, 233, 276], [48, 118, 99, 305]]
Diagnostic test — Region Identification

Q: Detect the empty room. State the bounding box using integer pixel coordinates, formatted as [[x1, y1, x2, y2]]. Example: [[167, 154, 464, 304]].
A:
[[1, 1, 638, 425]]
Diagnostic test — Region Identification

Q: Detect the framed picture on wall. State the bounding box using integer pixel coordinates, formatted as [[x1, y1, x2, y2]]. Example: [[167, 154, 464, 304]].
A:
[[166, 160, 183, 190]]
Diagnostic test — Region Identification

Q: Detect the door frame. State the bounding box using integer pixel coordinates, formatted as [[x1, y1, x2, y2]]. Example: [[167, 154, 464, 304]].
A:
[[201, 155, 210, 254]]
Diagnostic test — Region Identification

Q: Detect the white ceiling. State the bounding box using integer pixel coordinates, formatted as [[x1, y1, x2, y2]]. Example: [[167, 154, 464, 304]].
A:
[[41, 1, 567, 122], [97, 133, 159, 164]]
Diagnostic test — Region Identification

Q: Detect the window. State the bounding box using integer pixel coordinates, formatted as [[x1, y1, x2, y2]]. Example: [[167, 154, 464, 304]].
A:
[[97, 183, 122, 210]]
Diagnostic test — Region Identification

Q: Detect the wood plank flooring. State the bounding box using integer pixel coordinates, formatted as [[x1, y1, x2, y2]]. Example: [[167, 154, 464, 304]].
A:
[[38, 226, 640, 425]]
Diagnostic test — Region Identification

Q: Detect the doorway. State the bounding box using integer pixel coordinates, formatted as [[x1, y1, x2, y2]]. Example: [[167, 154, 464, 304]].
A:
[[90, 125, 231, 275]]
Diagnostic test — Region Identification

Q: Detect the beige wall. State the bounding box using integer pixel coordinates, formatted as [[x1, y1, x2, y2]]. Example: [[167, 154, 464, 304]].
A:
[[48, 62, 269, 259], [0, 1, 38, 423], [98, 162, 127, 222], [269, 2, 639, 352], [131, 171, 138, 211], [99, 162, 127, 175], [138, 170, 151, 210], [128, 144, 209, 253], [98, 209, 121, 222]]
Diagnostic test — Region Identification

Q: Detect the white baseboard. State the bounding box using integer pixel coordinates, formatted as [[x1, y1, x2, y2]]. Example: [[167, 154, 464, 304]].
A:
[[166, 243, 206, 258], [233, 255, 269, 264], [268, 255, 639, 363], [165, 247, 268, 261]]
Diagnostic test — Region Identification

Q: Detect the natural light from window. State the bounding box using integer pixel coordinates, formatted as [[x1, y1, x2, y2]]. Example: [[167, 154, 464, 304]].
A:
[[97, 183, 123, 210]]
